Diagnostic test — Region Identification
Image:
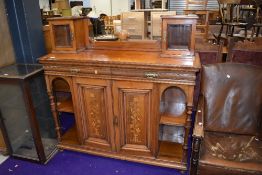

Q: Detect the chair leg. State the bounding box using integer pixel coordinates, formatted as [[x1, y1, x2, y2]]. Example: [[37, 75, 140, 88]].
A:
[[251, 26, 255, 41], [226, 25, 229, 37], [231, 26, 235, 37], [244, 26, 247, 39], [257, 26, 260, 37], [217, 24, 224, 44]]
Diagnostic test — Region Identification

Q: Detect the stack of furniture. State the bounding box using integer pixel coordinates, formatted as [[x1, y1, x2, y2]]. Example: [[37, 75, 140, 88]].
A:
[[184, 0, 210, 40], [121, 12, 147, 39], [39, 15, 200, 172], [151, 11, 176, 39]]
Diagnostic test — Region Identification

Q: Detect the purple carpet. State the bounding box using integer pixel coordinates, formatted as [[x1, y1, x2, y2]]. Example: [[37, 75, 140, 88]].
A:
[[0, 150, 186, 175]]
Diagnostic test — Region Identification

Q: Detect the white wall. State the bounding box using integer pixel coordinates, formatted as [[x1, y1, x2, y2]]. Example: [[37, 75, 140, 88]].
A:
[[90, 0, 129, 16], [39, 0, 129, 15]]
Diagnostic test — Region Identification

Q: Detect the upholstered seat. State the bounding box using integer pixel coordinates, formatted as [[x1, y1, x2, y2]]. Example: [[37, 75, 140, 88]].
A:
[[199, 132, 262, 175]]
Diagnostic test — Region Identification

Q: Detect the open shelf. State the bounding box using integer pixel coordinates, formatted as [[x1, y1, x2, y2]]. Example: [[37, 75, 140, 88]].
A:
[[160, 114, 186, 126], [157, 141, 183, 162], [60, 125, 80, 146], [57, 99, 74, 113]]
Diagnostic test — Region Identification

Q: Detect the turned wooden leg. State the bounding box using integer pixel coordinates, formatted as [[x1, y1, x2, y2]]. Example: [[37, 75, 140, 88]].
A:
[[48, 92, 61, 141]]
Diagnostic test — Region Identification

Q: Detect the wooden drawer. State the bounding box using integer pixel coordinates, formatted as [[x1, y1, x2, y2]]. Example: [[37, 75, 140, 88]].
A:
[[111, 68, 195, 82], [121, 12, 144, 25], [44, 65, 111, 76], [122, 25, 144, 36]]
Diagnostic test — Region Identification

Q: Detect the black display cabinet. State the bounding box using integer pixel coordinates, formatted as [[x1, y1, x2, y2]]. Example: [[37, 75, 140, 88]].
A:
[[0, 64, 57, 163]]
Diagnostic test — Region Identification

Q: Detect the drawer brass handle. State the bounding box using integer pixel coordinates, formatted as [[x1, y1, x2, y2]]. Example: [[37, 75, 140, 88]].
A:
[[145, 72, 159, 79], [70, 68, 80, 74], [47, 57, 56, 60]]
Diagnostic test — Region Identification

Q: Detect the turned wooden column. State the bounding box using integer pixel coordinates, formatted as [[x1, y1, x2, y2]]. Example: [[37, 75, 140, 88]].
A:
[[48, 92, 61, 141], [183, 105, 193, 163]]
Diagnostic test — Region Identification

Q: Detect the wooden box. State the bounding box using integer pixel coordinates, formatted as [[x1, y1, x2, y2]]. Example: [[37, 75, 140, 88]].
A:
[[48, 16, 89, 53], [161, 15, 198, 57]]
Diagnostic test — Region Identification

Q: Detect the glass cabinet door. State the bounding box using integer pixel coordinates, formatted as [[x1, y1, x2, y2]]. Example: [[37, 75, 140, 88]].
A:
[[167, 24, 192, 51], [53, 24, 73, 48]]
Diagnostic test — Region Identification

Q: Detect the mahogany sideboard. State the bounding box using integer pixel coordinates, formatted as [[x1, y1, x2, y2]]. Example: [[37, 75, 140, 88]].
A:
[[39, 44, 200, 171]]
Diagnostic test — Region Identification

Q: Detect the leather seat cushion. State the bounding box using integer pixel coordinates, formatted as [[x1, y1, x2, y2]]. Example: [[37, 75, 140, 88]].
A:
[[198, 132, 262, 175]]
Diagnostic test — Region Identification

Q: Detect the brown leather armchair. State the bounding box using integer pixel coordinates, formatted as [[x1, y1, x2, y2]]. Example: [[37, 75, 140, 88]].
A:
[[190, 63, 262, 175]]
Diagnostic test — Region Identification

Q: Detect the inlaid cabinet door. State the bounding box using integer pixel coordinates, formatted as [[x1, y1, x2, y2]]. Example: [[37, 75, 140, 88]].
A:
[[112, 81, 158, 157], [73, 78, 115, 151]]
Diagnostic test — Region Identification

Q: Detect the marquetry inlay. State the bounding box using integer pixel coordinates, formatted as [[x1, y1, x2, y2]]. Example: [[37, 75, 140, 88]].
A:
[[127, 96, 143, 144]]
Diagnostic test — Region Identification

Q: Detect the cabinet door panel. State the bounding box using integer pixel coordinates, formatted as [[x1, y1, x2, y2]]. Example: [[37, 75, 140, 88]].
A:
[[73, 78, 114, 151], [50, 20, 76, 51], [113, 81, 157, 157]]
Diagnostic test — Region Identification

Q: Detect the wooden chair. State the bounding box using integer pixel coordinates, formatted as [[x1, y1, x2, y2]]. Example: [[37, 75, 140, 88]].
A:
[[251, 0, 262, 38], [216, 0, 249, 43], [190, 63, 262, 175], [227, 38, 262, 65], [184, 0, 210, 40]]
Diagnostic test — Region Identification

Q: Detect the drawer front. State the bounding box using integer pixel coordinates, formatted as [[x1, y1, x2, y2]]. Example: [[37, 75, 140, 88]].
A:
[[111, 68, 195, 82], [152, 25, 162, 36], [122, 12, 144, 25], [122, 25, 144, 35], [44, 65, 111, 76]]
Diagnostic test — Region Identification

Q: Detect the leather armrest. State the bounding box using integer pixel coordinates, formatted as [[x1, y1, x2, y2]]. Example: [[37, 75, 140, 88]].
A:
[[193, 95, 204, 138]]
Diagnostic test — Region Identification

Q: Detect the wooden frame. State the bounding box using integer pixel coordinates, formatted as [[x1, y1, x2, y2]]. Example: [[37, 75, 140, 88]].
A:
[[48, 16, 90, 53], [161, 15, 198, 57]]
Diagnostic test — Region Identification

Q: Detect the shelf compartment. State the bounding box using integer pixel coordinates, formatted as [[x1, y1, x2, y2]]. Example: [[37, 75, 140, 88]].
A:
[[57, 99, 74, 113], [160, 114, 187, 126], [60, 125, 80, 146], [157, 141, 183, 161], [159, 125, 185, 144]]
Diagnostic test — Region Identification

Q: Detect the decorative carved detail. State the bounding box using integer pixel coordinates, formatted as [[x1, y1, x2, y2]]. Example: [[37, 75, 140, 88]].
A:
[[86, 91, 104, 138], [127, 96, 142, 144]]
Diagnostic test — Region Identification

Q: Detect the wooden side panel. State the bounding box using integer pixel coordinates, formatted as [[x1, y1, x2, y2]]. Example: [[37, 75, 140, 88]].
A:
[[113, 81, 157, 157], [0, 130, 7, 154], [74, 78, 114, 151], [0, 0, 15, 67]]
